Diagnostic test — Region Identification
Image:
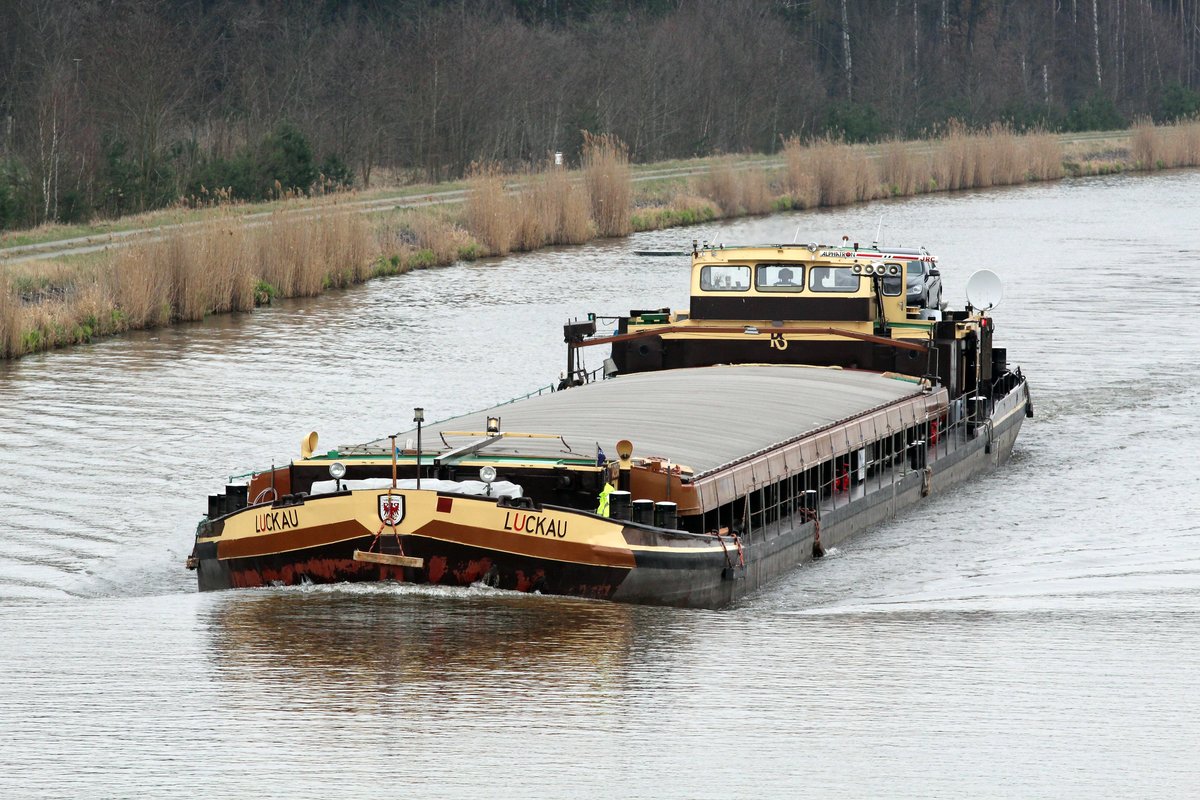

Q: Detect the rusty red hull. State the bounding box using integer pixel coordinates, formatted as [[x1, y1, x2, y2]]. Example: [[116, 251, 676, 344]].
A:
[[195, 533, 632, 601]]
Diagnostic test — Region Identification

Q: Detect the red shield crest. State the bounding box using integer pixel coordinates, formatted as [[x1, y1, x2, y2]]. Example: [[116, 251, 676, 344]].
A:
[[378, 494, 405, 526]]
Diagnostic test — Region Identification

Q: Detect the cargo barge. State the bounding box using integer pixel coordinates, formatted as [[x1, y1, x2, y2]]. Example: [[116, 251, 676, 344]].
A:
[[188, 240, 1031, 608]]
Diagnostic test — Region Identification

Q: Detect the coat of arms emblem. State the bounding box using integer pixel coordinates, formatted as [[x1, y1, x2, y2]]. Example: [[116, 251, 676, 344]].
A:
[[378, 494, 405, 526]]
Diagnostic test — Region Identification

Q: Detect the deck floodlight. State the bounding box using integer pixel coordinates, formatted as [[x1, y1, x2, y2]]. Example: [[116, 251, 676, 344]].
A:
[[480, 466, 497, 484], [329, 461, 346, 480], [888, 264, 900, 276], [852, 263, 863, 275], [486, 416, 501, 434], [413, 407, 425, 423]]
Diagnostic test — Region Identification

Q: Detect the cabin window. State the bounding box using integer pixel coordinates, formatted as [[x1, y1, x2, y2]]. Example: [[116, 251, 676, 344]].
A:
[[755, 264, 805, 292], [808, 266, 859, 293], [699, 265, 751, 291], [881, 262, 903, 296]]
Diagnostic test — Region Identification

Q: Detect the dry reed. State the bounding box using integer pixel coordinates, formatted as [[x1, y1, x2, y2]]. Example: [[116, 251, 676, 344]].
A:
[[538, 166, 594, 245], [314, 213, 372, 288], [1131, 120, 1159, 168], [110, 244, 172, 328], [782, 137, 820, 208], [1178, 120, 1200, 166], [1132, 118, 1200, 169], [465, 165, 515, 255], [485, 161, 597, 251], [881, 139, 922, 196], [784, 136, 883, 207], [10, 121, 1200, 361], [0, 277, 20, 358], [817, 138, 878, 205], [583, 133, 632, 237], [980, 124, 1022, 186], [410, 213, 472, 265], [1022, 132, 1065, 180], [697, 159, 773, 216]]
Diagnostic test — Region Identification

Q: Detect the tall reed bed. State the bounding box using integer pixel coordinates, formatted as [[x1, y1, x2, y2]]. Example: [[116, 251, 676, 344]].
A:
[[409, 212, 475, 266], [4, 211, 374, 358], [465, 165, 516, 256], [9, 122, 1200, 361], [696, 159, 773, 216], [465, 161, 596, 255], [1132, 118, 1200, 169], [784, 137, 884, 207], [0, 278, 21, 358], [781, 125, 1065, 207], [535, 165, 594, 245], [583, 132, 632, 237], [510, 164, 596, 251]]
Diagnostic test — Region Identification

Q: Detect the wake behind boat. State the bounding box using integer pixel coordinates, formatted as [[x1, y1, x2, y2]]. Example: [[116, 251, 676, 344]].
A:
[[188, 239, 1031, 608]]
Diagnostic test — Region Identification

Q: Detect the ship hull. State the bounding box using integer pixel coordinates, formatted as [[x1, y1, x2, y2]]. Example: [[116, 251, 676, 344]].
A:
[[193, 381, 1029, 608]]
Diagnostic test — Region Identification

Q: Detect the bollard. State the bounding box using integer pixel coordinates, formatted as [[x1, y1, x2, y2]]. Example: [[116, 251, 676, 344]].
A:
[[608, 491, 631, 521], [654, 501, 677, 529], [631, 499, 655, 525], [909, 440, 927, 470]]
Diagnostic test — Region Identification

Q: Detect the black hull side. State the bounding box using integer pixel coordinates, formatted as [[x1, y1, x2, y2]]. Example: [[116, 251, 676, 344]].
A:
[[613, 380, 1029, 607]]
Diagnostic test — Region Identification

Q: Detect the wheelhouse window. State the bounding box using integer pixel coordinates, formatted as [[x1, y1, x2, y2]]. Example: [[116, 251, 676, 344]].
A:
[[699, 265, 751, 291], [755, 264, 804, 292], [808, 266, 860, 293]]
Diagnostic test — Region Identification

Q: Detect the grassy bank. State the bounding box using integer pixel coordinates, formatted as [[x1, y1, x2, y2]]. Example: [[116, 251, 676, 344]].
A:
[[3, 121, 1199, 361]]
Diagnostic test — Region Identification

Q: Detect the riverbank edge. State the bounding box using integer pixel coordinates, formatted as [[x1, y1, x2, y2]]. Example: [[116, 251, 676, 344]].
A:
[[2, 122, 1198, 362]]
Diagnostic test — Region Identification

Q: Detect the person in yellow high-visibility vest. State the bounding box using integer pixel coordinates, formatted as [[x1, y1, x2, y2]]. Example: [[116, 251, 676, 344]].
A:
[[595, 481, 614, 517]]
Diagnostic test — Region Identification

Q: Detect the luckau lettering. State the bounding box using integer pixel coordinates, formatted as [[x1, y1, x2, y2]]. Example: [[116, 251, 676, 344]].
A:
[[503, 511, 566, 539], [255, 509, 300, 533]]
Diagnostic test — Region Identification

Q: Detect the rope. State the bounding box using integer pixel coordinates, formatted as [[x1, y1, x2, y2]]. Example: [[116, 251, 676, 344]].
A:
[[713, 528, 746, 570], [366, 490, 406, 557], [798, 506, 823, 557]]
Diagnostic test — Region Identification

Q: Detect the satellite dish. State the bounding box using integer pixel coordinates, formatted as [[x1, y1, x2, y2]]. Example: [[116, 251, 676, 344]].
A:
[[966, 269, 1004, 310]]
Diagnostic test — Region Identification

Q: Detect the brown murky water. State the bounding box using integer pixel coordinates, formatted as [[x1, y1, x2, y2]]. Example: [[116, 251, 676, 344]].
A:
[[2, 172, 1199, 797]]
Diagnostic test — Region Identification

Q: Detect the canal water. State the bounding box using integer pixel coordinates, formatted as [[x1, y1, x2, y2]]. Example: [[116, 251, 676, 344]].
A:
[[1, 171, 1197, 798]]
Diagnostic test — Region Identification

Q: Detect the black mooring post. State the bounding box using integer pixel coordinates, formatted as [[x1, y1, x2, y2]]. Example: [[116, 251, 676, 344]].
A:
[[413, 407, 425, 490]]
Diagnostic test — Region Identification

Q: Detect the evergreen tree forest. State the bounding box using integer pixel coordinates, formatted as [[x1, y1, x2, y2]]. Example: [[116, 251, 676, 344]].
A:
[[2, 0, 1198, 229]]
